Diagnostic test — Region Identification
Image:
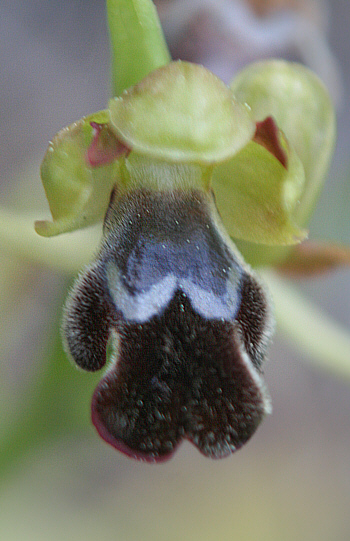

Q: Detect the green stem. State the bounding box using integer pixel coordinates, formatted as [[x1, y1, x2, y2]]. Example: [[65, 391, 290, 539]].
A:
[[263, 271, 350, 378], [0, 208, 100, 273], [0, 285, 99, 483], [107, 0, 171, 96]]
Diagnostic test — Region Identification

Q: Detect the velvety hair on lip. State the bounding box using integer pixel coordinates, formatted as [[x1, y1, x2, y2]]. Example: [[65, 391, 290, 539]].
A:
[[63, 188, 273, 462]]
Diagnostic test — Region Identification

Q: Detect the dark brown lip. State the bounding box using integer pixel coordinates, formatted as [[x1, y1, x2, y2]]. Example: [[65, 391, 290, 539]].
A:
[[63, 188, 273, 461]]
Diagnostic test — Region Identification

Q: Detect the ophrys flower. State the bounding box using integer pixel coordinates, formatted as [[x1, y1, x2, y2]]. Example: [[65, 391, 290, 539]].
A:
[[31, 0, 340, 461]]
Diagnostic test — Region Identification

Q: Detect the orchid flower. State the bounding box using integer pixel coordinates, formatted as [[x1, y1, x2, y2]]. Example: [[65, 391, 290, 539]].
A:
[[1, 0, 349, 467]]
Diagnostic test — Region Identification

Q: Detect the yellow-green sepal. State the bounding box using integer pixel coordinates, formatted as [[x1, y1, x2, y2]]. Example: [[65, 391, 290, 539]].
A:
[[35, 111, 119, 237], [213, 124, 307, 245], [230, 59, 336, 227], [223, 59, 335, 265], [109, 61, 255, 166]]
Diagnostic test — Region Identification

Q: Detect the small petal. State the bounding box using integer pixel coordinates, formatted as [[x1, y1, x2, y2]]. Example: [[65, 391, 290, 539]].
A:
[[87, 122, 130, 167], [253, 116, 287, 168]]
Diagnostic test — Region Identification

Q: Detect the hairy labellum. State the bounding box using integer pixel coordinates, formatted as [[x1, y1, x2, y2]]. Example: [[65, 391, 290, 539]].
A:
[[63, 188, 274, 462]]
